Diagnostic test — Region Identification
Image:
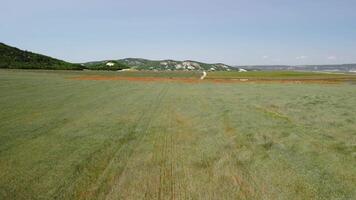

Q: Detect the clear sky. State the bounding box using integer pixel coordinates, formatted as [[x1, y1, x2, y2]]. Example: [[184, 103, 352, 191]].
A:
[[1, 0, 356, 65]]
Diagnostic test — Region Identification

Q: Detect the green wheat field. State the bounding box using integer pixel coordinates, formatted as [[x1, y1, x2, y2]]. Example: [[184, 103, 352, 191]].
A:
[[0, 69, 355, 199]]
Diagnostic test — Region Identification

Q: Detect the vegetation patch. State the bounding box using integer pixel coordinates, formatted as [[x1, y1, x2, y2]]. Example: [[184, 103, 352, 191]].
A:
[[0, 43, 83, 70]]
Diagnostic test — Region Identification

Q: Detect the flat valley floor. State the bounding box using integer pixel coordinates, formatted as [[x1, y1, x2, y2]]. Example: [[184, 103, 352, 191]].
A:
[[0, 70, 355, 199]]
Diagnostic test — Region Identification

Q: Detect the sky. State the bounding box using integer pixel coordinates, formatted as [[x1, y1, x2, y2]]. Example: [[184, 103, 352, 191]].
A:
[[1, 0, 356, 65]]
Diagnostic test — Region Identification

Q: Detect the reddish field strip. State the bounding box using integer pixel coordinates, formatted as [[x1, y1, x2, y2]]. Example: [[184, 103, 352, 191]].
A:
[[71, 76, 201, 83]]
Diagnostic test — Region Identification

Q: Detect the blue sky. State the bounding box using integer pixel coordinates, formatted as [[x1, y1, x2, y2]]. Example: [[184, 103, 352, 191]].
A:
[[1, 0, 356, 65]]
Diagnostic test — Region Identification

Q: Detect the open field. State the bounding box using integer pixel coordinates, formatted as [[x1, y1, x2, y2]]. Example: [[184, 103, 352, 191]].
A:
[[206, 71, 356, 84], [66, 70, 356, 84], [0, 69, 355, 199], [207, 71, 352, 78]]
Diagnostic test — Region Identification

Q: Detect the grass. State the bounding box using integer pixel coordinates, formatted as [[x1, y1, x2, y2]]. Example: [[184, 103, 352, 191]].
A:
[[0, 69, 355, 199], [207, 70, 356, 80]]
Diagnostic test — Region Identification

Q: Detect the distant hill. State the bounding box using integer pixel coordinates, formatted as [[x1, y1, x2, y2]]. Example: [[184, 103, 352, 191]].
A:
[[84, 58, 237, 71], [0, 43, 83, 70], [5, 42, 354, 73], [0, 43, 235, 71], [83, 60, 130, 71], [239, 64, 356, 73]]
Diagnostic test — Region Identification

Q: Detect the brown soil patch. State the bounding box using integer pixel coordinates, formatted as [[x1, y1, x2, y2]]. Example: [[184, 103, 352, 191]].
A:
[[71, 75, 352, 84], [71, 76, 201, 83]]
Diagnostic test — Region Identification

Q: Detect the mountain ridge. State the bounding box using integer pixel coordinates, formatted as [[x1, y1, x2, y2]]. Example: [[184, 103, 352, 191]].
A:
[[83, 58, 237, 71], [1, 42, 356, 72]]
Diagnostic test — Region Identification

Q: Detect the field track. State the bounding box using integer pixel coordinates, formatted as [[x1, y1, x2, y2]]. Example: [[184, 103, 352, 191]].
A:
[[200, 71, 207, 80]]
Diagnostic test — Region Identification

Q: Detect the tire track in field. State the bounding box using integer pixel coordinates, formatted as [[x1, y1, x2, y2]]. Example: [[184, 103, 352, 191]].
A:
[[142, 86, 177, 200], [198, 86, 261, 199], [113, 86, 185, 199], [103, 84, 170, 200], [162, 86, 211, 199], [155, 88, 203, 200], [157, 116, 176, 200]]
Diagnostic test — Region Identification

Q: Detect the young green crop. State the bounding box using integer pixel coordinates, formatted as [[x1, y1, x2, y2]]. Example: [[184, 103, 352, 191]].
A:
[[0, 69, 355, 199]]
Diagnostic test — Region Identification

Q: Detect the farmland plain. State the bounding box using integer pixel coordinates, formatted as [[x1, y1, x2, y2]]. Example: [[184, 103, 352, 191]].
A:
[[0, 69, 355, 199]]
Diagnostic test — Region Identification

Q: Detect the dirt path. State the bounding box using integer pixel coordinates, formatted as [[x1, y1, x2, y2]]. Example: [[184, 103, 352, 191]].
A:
[[200, 71, 207, 80]]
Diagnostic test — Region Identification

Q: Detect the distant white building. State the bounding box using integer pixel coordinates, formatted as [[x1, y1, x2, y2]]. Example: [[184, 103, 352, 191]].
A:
[[239, 68, 247, 72], [106, 62, 115, 66]]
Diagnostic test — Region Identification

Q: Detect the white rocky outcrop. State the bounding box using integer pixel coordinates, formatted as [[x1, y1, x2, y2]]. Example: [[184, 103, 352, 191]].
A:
[[182, 61, 201, 69], [175, 64, 183, 69]]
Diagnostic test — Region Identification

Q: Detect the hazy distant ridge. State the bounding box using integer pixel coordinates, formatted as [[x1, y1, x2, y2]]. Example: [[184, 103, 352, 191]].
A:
[[237, 64, 356, 72]]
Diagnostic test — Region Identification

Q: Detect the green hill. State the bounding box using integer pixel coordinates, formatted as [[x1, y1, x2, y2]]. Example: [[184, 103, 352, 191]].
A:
[[83, 60, 130, 71], [0, 43, 236, 71], [84, 58, 237, 71], [0, 43, 83, 70]]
